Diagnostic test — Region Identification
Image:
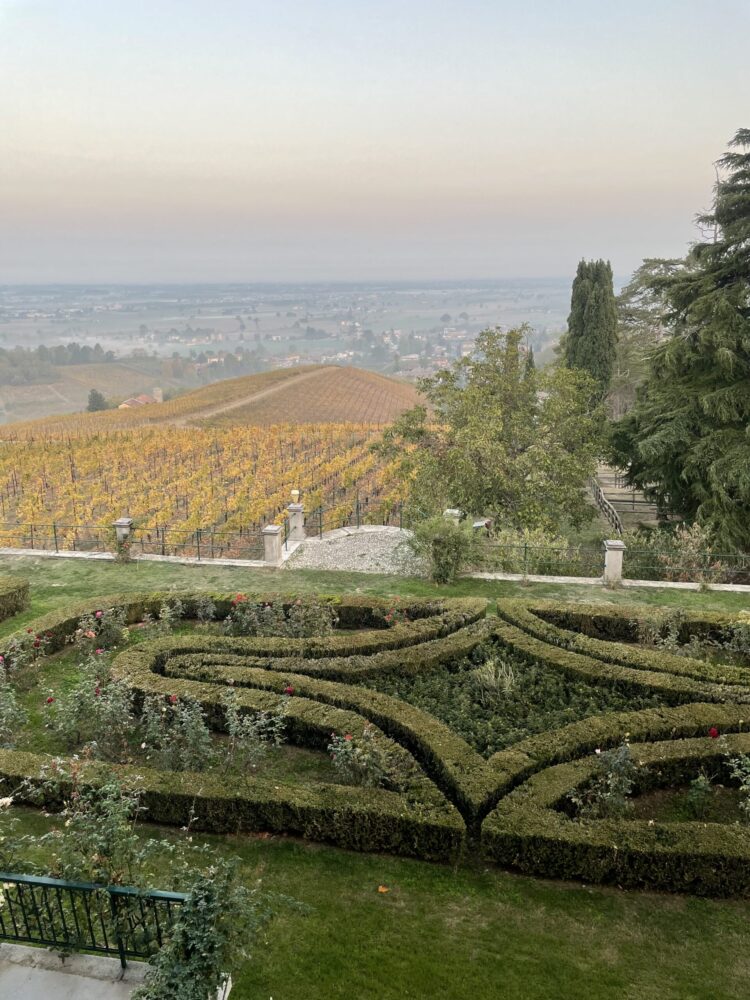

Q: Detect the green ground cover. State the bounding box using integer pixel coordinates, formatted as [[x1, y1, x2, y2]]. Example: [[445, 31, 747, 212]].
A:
[[360, 649, 667, 756], [0, 553, 747, 633], [1, 555, 750, 998], [7, 805, 750, 1000]]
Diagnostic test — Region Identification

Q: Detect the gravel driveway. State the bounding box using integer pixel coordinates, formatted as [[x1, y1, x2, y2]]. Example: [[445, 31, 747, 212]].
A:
[[285, 526, 426, 576]]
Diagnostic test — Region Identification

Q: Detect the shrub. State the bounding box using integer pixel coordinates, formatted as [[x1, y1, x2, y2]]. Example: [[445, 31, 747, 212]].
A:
[[74, 606, 127, 654], [133, 860, 276, 1000], [194, 593, 217, 625], [328, 725, 388, 788], [221, 688, 287, 773], [140, 694, 216, 772], [46, 652, 134, 760], [623, 523, 730, 585], [687, 772, 713, 819], [472, 656, 515, 706], [0, 577, 29, 622], [568, 741, 636, 819], [0, 680, 26, 748], [409, 516, 476, 584], [223, 596, 337, 638], [722, 739, 750, 823]]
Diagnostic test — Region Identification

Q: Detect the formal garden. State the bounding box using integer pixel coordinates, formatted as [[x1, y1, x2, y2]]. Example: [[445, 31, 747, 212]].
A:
[[1, 556, 750, 997]]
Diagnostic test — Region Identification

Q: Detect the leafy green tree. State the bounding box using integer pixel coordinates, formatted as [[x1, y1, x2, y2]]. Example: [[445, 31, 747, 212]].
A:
[[609, 258, 680, 417], [87, 388, 108, 412], [564, 259, 618, 394], [610, 129, 750, 550], [378, 326, 603, 532]]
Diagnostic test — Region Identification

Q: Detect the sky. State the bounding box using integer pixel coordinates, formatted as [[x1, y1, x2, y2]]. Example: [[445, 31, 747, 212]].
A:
[[0, 0, 747, 284]]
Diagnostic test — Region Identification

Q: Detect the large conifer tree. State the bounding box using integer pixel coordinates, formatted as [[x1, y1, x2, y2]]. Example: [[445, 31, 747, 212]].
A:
[[610, 129, 750, 550], [564, 259, 618, 394]]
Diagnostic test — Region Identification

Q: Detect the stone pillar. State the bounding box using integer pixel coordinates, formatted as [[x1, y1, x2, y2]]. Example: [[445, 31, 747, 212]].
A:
[[262, 525, 283, 566], [112, 517, 134, 544], [287, 503, 306, 542], [603, 539, 626, 585], [443, 508, 462, 525]]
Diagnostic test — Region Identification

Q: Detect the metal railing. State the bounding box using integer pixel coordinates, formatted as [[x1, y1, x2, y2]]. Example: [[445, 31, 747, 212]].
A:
[[0, 521, 265, 561], [0, 872, 187, 968], [473, 542, 605, 578], [131, 525, 264, 561], [307, 497, 411, 538], [622, 548, 750, 585], [589, 477, 623, 536]]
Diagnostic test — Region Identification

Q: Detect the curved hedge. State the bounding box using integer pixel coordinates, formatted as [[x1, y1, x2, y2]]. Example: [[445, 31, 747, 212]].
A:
[[492, 600, 750, 704], [112, 641, 493, 822], [0, 591, 487, 669], [0, 576, 29, 623], [0, 746, 464, 862], [482, 718, 750, 895]]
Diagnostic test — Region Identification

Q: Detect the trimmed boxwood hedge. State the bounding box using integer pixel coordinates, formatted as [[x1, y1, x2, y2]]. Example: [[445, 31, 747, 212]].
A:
[[0, 591, 487, 667], [491, 604, 750, 705], [496, 599, 750, 688], [0, 747, 464, 862], [0, 576, 29, 622], [112, 642, 493, 823], [482, 722, 750, 895]]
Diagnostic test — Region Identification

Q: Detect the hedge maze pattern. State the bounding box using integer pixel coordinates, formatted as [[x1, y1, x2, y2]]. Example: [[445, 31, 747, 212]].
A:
[[2, 589, 750, 894]]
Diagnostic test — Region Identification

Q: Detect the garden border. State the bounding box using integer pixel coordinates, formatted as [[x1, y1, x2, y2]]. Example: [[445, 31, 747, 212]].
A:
[[482, 722, 750, 895]]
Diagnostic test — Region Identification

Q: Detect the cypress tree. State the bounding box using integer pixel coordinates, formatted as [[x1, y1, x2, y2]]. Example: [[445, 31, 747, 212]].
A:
[[564, 259, 618, 394], [610, 129, 750, 550]]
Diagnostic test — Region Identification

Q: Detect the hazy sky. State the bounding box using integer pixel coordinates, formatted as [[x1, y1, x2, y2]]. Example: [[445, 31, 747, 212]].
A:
[[1, 0, 747, 283]]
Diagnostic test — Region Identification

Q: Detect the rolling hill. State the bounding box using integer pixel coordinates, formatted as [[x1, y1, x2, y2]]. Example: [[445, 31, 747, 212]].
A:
[[199, 366, 421, 427], [0, 366, 420, 439]]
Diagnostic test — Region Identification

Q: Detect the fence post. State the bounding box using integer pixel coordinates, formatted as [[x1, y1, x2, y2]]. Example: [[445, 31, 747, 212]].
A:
[[262, 525, 283, 566], [286, 503, 306, 542], [112, 517, 134, 548], [52, 523, 59, 553], [603, 539, 626, 585], [109, 892, 127, 970]]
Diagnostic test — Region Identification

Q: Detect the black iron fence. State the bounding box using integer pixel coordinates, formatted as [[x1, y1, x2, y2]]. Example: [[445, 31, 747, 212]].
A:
[[0, 522, 265, 561], [0, 872, 186, 968], [130, 525, 264, 561], [623, 547, 750, 585], [472, 542, 605, 578], [306, 497, 413, 538]]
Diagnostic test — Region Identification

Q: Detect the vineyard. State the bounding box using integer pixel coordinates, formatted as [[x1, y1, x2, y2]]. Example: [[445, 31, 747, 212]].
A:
[[0, 422, 406, 555], [0, 365, 420, 440], [0, 366, 422, 556], [201, 366, 421, 427]]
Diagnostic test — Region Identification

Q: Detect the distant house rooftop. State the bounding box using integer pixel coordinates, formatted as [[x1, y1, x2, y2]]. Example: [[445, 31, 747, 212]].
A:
[[118, 394, 157, 409]]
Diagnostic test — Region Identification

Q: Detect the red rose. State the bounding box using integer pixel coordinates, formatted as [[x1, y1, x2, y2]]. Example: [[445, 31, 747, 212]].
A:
[[33, 639, 41, 648], [169, 694, 178, 705], [344, 733, 353, 741], [94, 687, 101, 697], [709, 727, 720, 739], [284, 685, 295, 696], [46, 696, 55, 704]]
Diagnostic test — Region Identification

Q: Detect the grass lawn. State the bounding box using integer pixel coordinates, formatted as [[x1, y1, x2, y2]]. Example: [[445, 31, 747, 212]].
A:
[[0, 553, 748, 636], [8, 807, 750, 1000], [2, 553, 750, 999]]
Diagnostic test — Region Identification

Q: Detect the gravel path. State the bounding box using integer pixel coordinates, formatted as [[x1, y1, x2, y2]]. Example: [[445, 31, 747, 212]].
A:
[[286, 526, 426, 576]]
